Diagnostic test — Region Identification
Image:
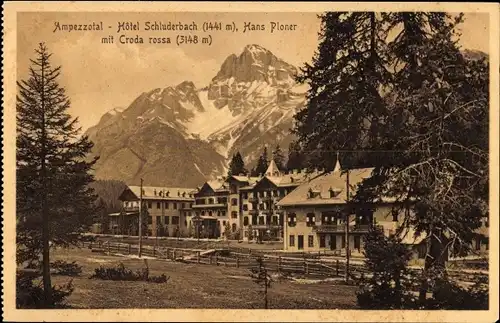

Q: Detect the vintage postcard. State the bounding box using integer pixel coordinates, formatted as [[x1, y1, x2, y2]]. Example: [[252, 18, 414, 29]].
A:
[[2, 1, 499, 322]]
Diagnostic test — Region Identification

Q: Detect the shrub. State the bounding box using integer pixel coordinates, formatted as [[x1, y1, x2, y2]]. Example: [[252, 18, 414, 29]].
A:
[[16, 271, 74, 309], [51, 260, 82, 276], [356, 227, 417, 309], [89, 262, 169, 283], [424, 274, 488, 310]]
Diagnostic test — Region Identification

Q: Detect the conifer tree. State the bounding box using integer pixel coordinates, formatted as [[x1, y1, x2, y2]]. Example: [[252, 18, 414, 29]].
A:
[[296, 12, 489, 307], [294, 12, 392, 171], [254, 146, 269, 176], [227, 151, 247, 176], [16, 43, 99, 306], [272, 144, 285, 171], [286, 141, 304, 171]]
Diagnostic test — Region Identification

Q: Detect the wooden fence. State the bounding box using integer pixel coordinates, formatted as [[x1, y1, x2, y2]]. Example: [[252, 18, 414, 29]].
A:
[[81, 241, 487, 283]]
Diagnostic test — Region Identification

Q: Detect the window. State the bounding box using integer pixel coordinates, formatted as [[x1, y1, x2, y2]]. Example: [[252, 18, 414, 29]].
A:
[[157, 202, 161, 209], [354, 236, 361, 250], [232, 223, 237, 232], [223, 220, 226, 225], [231, 198, 238, 206], [148, 216, 152, 224], [221, 211, 226, 217], [184, 220, 187, 226], [272, 216, 278, 225], [244, 217, 249, 226], [252, 216, 257, 225], [182, 203, 186, 209], [164, 216, 170, 225], [242, 192, 248, 199], [259, 191, 264, 198], [342, 236, 346, 248], [287, 213, 297, 227], [306, 213, 315, 226], [258, 216, 265, 225], [172, 216, 179, 225], [173, 203, 178, 210], [148, 202, 152, 209], [230, 185, 237, 194], [289, 235, 295, 247], [231, 211, 238, 219], [244, 231, 248, 238], [208, 198, 214, 204], [320, 235, 326, 248], [209, 211, 213, 217], [308, 235, 314, 248], [243, 204, 248, 211], [156, 216, 161, 225], [392, 209, 399, 222], [165, 202, 169, 209]]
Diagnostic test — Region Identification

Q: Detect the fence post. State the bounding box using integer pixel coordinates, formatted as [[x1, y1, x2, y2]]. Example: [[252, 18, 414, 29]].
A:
[[215, 254, 219, 266], [173, 249, 177, 260], [197, 251, 200, 264], [107, 242, 111, 254], [236, 256, 239, 268], [128, 243, 131, 254], [166, 248, 170, 260], [336, 260, 339, 276], [209, 255, 213, 265]]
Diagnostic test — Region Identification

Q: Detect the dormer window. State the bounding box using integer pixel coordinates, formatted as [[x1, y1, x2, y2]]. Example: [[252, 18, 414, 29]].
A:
[[329, 187, 341, 198], [308, 188, 320, 199], [182, 192, 186, 197], [154, 189, 157, 196], [166, 191, 170, 197], [159, 191, 163, 197]]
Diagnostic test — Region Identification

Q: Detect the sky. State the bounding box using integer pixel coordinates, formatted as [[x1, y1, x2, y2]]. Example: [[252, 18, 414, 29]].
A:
[[17, 12, 490, 132]]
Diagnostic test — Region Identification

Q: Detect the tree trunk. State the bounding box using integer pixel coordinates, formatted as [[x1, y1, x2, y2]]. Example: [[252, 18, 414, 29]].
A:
[[40, 53, 52, 307], [418, 226, 446, 304]]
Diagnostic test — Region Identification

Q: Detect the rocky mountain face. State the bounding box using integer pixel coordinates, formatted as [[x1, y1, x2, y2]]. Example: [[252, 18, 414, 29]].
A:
[[85, 44, 308, 187]]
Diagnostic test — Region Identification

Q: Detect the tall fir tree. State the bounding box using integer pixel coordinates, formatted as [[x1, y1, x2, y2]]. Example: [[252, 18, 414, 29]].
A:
[[227, 151, 247, 176], [294, 12, 392, 171], [16, 43, 99, 306], [379, 13, 489, 302], [272, 144, 285, 171], [254, 146, 269, 176], [286, 140, 305, 171], [296, 12, 489, 306]]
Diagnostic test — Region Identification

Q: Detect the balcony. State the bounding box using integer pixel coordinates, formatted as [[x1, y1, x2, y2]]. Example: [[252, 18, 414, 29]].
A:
[[260, 209, 272, 215], [123, 206, 139, 212], [249, 209, 259, 216], [191, 203, 227, 209], [252, 224, 282, 230], [312, 224, 345, 233], [261, 196, 272, 202], [248, 197, 258, 203], [312, 224, 382, 233]]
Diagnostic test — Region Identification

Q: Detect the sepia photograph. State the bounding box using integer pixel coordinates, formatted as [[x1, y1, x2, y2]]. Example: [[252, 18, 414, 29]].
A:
[[2, 2, 499, 322]]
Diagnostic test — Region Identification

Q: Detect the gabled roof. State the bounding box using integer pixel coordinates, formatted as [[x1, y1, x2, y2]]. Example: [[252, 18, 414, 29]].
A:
[[121, 186, 196, 201], [276, 168, 375, 207]]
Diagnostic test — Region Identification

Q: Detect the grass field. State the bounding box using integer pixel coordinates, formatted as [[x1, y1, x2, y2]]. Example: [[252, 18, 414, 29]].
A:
[[50, 247, 358, 309]]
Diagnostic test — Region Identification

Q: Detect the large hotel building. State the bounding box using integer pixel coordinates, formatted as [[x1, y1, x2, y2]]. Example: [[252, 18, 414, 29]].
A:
[[109, 158, 489, 257]]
